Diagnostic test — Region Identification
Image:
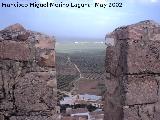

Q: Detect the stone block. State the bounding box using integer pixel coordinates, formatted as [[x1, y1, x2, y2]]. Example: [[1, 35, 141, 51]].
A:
[[36, 49, 55, 67], [106, 40, 128, 76], [0, 41, 31, 61], [124, 75, 158, 105], [138, 104, 155, 120], [104, 76, 123, 120], [105, 46, 119, 76], [105, 79, 119, 95], [0, 71, 4, 99], [153, 27, 160, 34], [154, 112, 160, 120], [35, 35, 55, 49], [1, 69, 15, 102], [14, 72, 57, 114], [0, 101, 14, 110], [0, 114, 4, 120], [107, 39, 160, 75], [0, 41, 3, 59], [123, 106, 139, 120], [127, 39, 160, 74], [10, 116, 56, 120]]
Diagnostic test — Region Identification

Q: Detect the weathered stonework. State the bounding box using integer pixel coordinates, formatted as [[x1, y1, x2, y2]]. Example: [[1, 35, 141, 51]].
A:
[[105, 20, 160, 120], [0, 24, 59, 120]]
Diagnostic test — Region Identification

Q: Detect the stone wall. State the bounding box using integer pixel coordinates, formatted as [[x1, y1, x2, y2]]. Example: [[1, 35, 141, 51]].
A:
[[105, 20, 160, 120], [0, 24, 59, 120]]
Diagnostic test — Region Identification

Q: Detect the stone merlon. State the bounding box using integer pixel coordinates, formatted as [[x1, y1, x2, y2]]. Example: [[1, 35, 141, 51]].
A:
[[0, 24, 59, 120], [104, 20, 160, 120]]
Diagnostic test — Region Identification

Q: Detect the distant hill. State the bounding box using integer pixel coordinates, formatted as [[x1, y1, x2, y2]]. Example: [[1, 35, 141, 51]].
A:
[[56, 37, 105, 43], [56, 42, 106, 53]]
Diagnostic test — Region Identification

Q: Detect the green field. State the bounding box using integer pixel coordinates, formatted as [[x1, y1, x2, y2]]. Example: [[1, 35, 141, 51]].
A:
[[56, 42, 106, 96]]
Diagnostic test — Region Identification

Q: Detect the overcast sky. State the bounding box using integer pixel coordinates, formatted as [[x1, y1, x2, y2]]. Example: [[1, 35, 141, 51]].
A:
[[0, 0, 160, 40]]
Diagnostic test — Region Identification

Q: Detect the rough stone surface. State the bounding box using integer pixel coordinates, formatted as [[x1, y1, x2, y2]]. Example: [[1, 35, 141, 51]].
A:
[[123, 106, 139, 120], [125, 75, 158, 105], [105, 20, 160, 120], [35, 35, 55, 49], [0, 41, 31, 61], [104, 76, 123, 120], [10, 116, 58, 120], [37, 50, 55, 67], [0, 24, 58, 120], [14, 72, 57, 114]]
